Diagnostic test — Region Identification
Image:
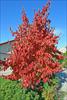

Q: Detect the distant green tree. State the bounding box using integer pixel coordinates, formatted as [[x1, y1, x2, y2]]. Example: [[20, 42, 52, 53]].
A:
[[63, 51, 67, 68]]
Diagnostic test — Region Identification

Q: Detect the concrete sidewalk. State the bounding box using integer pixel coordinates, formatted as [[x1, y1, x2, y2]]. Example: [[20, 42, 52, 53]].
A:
[[0, 67, 12, 76]]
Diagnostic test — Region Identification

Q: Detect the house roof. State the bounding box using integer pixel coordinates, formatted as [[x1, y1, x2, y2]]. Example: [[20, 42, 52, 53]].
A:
[[0, 40, 14, 46]]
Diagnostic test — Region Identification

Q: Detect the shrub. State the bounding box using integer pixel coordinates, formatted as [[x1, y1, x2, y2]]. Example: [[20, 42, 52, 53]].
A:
[[63, 51, 67, 68]]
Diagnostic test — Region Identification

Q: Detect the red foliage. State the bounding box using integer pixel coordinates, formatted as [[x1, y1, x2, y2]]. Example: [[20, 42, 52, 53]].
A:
[[0, 0, 63, 88]]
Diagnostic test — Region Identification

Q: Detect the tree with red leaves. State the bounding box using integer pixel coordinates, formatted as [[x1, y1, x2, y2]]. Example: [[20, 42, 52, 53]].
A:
[[0, 0, 63, 89]]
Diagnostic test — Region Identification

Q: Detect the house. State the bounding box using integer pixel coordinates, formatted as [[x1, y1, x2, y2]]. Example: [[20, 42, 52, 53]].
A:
[[0, 40, 67, 61], [0, 40, 14, 61]]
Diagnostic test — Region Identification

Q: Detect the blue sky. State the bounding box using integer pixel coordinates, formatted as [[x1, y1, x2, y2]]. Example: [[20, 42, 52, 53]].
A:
[[0, 0, 67, 49]]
